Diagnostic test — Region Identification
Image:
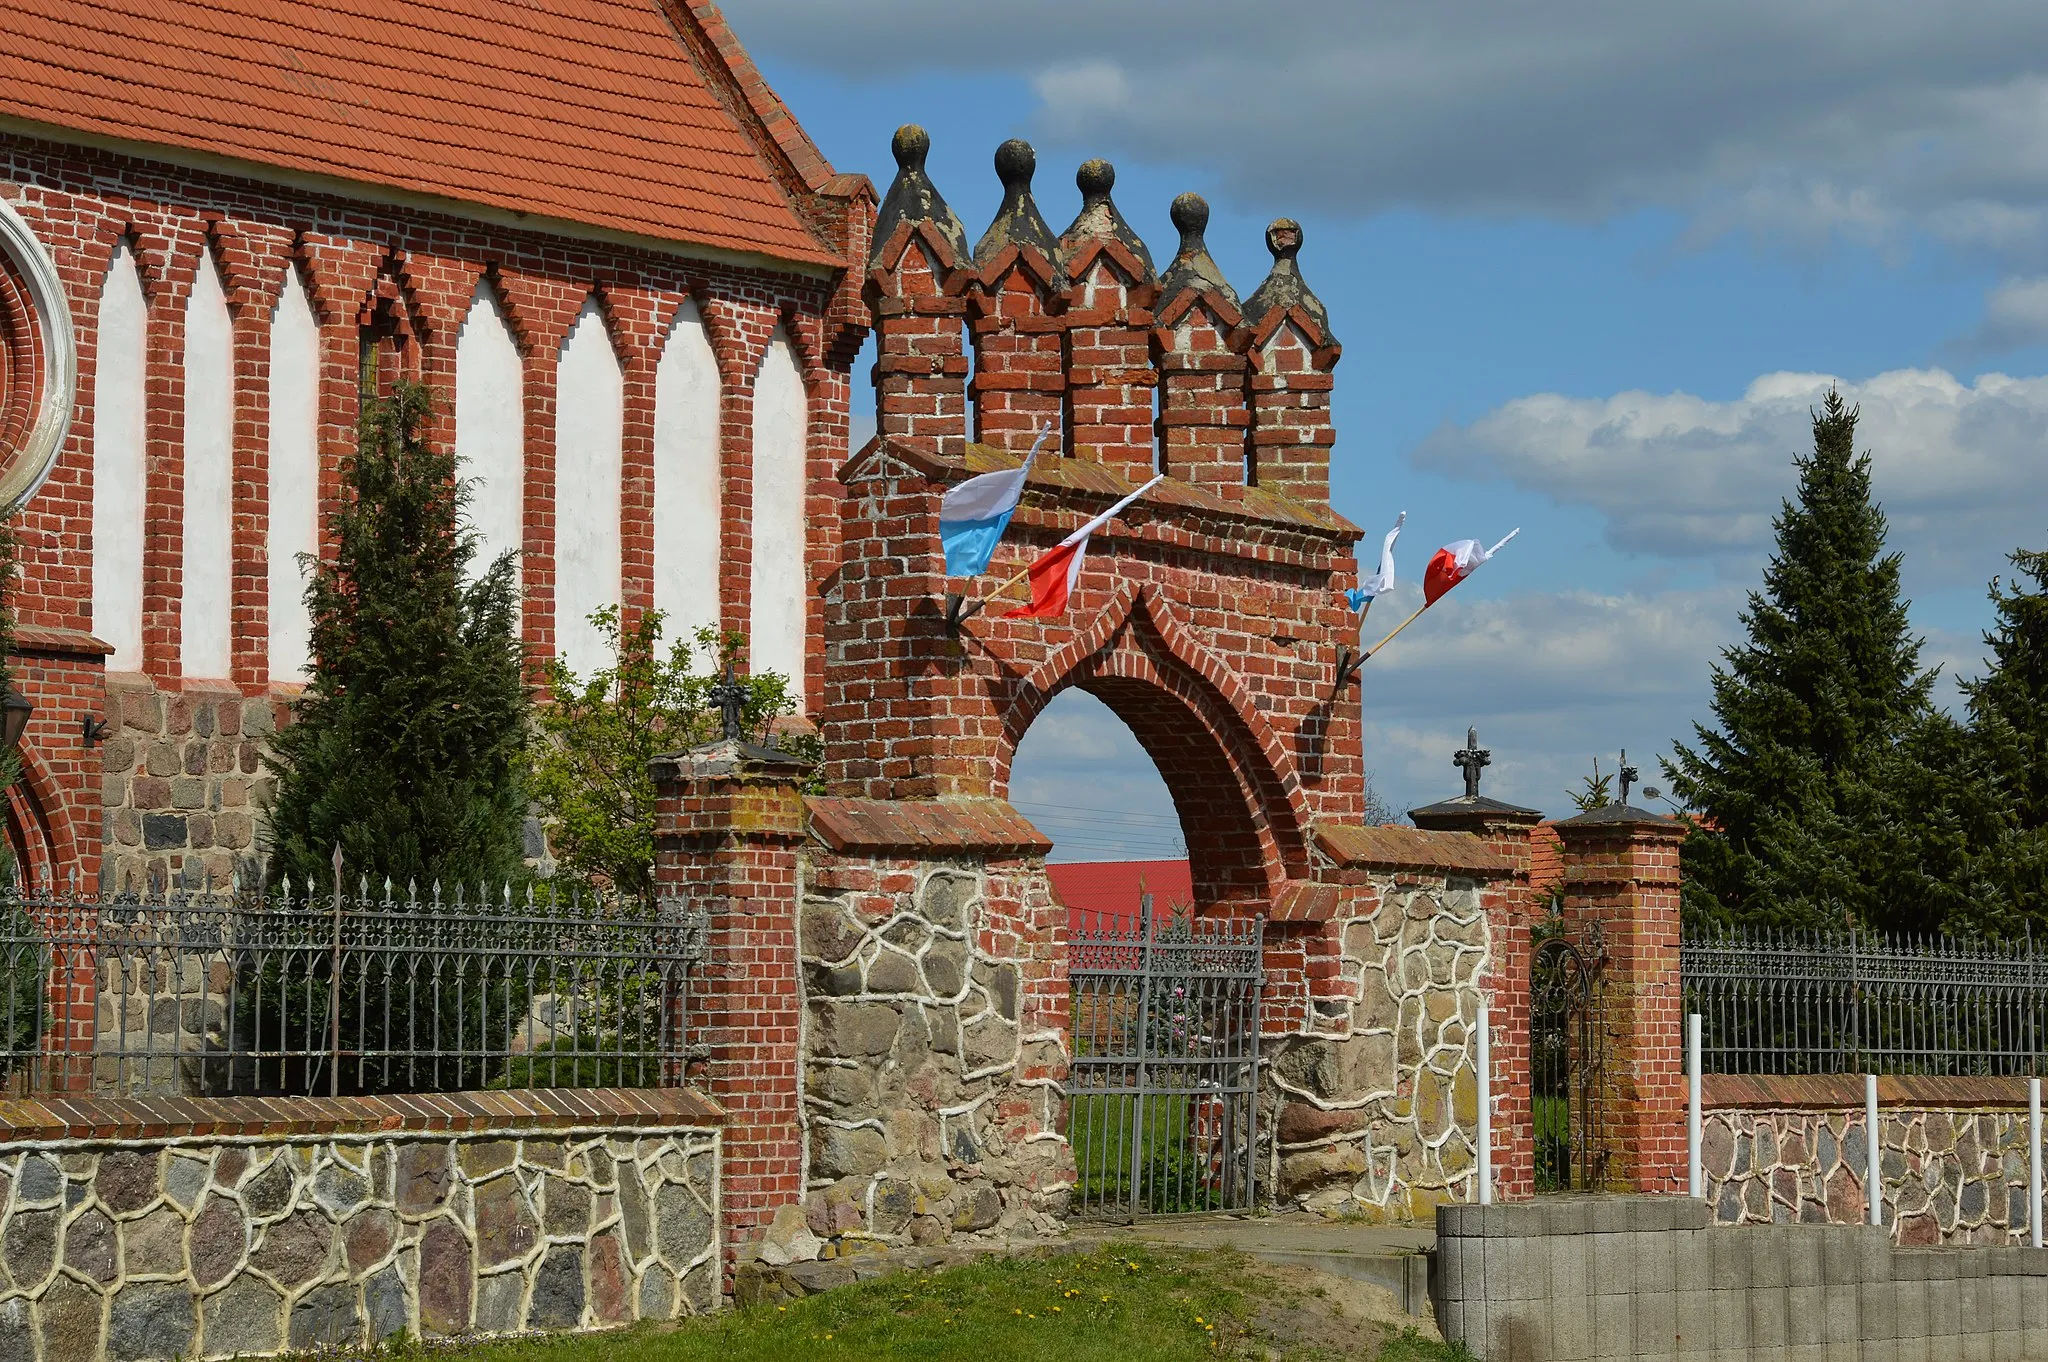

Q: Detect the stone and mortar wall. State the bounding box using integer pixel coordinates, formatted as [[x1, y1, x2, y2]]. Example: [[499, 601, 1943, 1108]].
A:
[[785, 851, 1070, 1266], [1266, 872, 1490, 1222], [98, 678, 281, 896], [1435, 1193, 2048, 1361], [1702, 1076, 2047, 1247], [0, 1090, 722, 1361]]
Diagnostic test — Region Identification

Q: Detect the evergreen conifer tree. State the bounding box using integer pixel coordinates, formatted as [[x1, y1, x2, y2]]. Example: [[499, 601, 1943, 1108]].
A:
[[1956, 546, 2048, 932], [265, 381, 529, 892], [1665, 391, 1937, 930]]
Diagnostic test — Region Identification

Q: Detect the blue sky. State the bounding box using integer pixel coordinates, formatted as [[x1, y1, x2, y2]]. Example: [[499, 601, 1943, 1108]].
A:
[[741, 4, 2048, 859]]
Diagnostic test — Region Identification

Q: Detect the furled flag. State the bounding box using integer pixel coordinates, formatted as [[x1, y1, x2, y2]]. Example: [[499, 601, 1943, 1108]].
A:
[[1346, 511, 1406, 611], [1422, 529, 1519, 605], [1005, 476, 1167, 619], [939, 422, 1054, 578]]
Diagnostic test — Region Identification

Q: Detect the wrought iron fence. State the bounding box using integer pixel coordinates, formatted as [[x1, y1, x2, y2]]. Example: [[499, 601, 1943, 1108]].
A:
[[0, 878, 707, 1097], [1067, 899, 1265, 1219], [1683, 927, 2048, 1076]]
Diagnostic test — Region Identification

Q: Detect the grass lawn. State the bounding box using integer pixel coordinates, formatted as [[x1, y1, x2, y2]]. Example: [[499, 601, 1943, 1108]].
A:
[[397, 1244, 1470, 1362]]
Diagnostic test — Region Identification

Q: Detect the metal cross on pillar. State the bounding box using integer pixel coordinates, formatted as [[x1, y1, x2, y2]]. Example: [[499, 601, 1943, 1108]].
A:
[[708, 665, 748, 743], [1454, 726, 1491, 799]]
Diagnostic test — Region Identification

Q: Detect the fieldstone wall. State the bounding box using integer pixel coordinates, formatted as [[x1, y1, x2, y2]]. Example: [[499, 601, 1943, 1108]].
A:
[[0, 1092, 721, 1361], [1704, 1086, 2045, 1247], [785, 852, 1069, 1264], [99, 678, 279, 897], [1266, 873, 1490, 1221]]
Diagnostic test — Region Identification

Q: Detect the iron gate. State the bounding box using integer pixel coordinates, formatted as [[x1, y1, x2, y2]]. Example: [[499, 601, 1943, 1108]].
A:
[[1066, 897, 1265, 1219], [1531, 925, 1603, 1192]]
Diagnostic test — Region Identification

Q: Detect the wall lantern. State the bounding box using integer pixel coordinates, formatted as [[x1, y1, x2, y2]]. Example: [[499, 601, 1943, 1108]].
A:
[[1, 690, 31, 749]]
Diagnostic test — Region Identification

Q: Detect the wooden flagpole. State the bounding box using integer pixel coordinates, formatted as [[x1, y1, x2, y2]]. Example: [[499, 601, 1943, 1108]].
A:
[[982, 559, 1037, 602], [1362, 602, 1429, 660]]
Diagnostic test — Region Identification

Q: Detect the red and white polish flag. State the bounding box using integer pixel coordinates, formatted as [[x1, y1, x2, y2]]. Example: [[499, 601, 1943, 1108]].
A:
[[1005, 475, 1166, 619], [1422, 529, 1519, 605]]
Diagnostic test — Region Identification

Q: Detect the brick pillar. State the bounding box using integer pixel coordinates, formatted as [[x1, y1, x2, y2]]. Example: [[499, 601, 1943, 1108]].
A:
[[1241, 220, 1339, 508], [1553, 806, 1687, 1194], [1056, 160, 1158, 481], [968, 139, 1066, 457], [1154, 194, 1250, 490], [867, 125, 970, 460], [650, 739, 812, 1269], [1410, 796, 1544, 1202]]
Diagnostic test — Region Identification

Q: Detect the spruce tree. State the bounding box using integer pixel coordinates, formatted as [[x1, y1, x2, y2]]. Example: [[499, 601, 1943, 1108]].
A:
[[1665, 391, 1937, 930], [1956, 546, 2048, 933], [265, 381, 529, 892]]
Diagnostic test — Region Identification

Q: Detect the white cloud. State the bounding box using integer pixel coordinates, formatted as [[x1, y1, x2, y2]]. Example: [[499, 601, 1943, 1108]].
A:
[[745, 1, 2048, 257], [1957, 276, 2048, 352], [1008, 579, 1989, 832], [1360, 581, 1735, 816], [1413, 367, 2048, 586]]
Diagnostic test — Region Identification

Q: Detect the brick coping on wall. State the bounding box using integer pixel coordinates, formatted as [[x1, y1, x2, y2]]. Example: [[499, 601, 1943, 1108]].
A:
[[0, 1086, 723, 1143], [1704, 1072, 2037, 1110]]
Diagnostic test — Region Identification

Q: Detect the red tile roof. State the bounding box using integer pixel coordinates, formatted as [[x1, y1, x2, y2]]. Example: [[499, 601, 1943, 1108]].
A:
[[1528, 822, 1564, 899], [1047, 859, 1195, 931], [0, 0, 841, 265]]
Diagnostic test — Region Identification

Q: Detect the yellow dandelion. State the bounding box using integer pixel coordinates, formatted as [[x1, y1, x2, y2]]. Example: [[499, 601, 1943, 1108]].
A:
[[1052, 1306, 1062, 1313]]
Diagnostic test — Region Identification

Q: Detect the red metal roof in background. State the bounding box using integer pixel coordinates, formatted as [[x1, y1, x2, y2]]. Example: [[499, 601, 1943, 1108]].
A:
[[1047, 859, 1195, 930], [0, 0, 841, 264]]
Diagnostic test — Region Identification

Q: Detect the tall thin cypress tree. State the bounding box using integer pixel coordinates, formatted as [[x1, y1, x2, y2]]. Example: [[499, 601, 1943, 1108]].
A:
[[265, 381, 529, 891], [1665, 391, 1936, 930]]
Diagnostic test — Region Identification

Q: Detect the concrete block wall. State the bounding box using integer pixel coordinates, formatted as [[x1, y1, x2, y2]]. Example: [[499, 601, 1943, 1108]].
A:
[[1436, 1194, 2048, 1360]]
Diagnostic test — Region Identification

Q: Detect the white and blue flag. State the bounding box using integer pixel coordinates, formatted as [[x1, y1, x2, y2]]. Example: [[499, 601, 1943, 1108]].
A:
[[938, 422, 1053, 578], [1346, 511, 1405, 611]]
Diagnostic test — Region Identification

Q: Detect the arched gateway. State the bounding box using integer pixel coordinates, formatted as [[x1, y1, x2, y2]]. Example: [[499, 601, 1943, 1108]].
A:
[[654, 127, 1541, 1276]]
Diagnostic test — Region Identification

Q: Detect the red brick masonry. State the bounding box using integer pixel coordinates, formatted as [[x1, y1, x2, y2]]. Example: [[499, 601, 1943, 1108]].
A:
[[1703, 1073, 2037, 1110], [0, 1085, 723, 1143]]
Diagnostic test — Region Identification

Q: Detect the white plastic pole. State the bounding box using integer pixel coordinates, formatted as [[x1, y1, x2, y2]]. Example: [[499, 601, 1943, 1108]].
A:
[[1687, 1013, 1703, 1200], [1865, 1073, 1882, 1227], [2030, 1077, 2042, 1249], [1477, 1003, 1494, 1205]]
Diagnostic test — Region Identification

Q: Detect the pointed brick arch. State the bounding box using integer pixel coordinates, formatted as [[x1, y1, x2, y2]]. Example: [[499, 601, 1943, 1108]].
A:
[[994, 586, 1311, 904]]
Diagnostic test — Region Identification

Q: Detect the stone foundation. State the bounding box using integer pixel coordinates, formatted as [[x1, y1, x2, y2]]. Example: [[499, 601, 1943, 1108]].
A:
[[99, 677, 282, 896], [0, 1088, 721, 1360], [1267, 872, 1491, 1221], [793, 848, 1070, 1254], [1704, 1075, 2047, 1246]]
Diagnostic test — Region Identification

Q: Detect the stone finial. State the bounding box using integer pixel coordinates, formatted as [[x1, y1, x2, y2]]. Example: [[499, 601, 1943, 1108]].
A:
[[869, 124, 970, 271], [1241, 217, 1333, 341], [1056, 158, 1156, 283], [1157, 192, 1238, 308], [973, 138, 1059, 268]]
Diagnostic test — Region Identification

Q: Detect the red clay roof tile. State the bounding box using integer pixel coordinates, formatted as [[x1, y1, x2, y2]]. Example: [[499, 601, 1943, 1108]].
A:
[[0, 0, 840, 266]]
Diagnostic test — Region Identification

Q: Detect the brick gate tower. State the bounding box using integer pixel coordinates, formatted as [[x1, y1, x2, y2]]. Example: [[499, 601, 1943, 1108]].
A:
[[834, 126, 1367, 911], [659, 127, 1541, 1273]]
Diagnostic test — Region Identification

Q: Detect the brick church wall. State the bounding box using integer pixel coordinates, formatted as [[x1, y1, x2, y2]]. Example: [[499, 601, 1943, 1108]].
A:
[[0, 131, 862, 893]]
